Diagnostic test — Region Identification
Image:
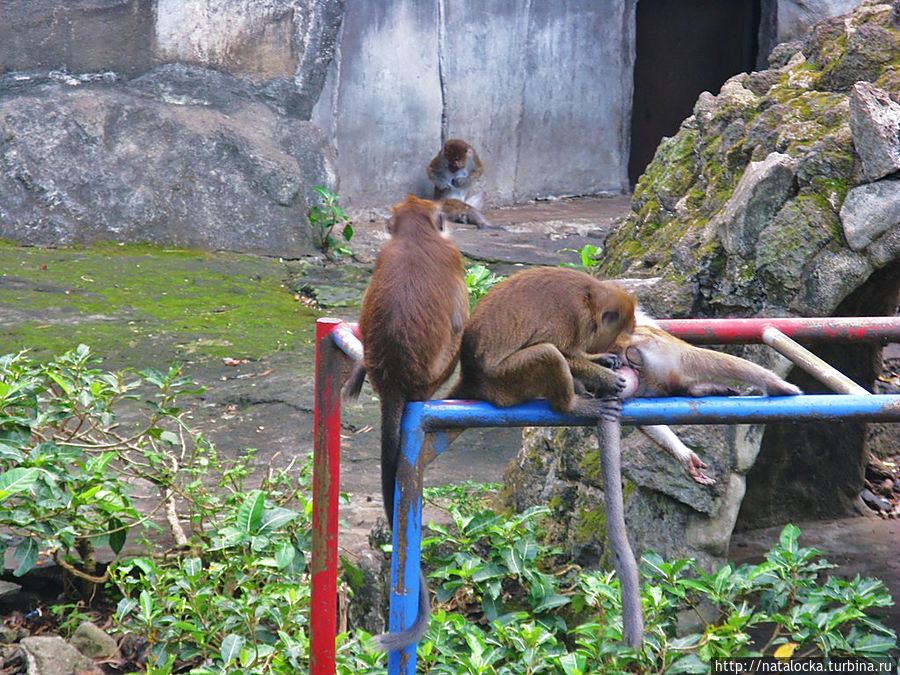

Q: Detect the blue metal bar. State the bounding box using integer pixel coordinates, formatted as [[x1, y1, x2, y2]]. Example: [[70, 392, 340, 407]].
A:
[[387, 404, 427, 675], [385, 393, 900, 673], [415, 394, 900, 430]]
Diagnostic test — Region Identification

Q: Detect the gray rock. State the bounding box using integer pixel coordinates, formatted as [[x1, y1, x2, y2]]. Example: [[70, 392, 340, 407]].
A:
[[840, 179, 900, 250], [20, 636, 102, 675], [622, 425, 729, 516], [708, 152, 798, 258], [789, 246, 873, 316], [0, 69, 336, 256], [849, 82, 900, 182], [70, 622, 119, 660], [0, 581, 20, 599], [686, 473, 746, 558]]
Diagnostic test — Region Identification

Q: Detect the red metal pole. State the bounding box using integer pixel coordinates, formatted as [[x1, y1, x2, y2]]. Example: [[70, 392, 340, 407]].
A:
[[311, 318, 343, 675], [656, 316, 900, 344]]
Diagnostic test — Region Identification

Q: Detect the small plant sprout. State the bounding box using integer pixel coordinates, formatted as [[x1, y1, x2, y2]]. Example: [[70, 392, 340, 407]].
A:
[[309, 185, 354, 259], [559, 243, 604, 271]]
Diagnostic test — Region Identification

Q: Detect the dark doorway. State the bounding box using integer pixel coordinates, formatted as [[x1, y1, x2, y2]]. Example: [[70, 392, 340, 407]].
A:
[[629, 0, 761, 186]]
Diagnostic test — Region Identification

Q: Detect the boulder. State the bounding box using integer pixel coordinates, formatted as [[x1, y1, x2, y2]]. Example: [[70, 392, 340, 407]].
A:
[[70, 622, 119, 660], [0, 67, 337, 257], [19, 636, 102, 675], [504, 0, 900, 569], [849, 82, 900, 182], [840, 179, 900, 250]]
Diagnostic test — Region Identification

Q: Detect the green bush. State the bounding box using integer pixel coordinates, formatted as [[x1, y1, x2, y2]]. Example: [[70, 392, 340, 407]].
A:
[[0, 347, 895, 673]]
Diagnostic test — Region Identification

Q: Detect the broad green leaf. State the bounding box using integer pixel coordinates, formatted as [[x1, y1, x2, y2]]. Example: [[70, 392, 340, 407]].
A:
[[220, 634, 244, 664], [275, 541, 295, 570], [183, 557, 202, 577], [13, 538, 39, 576], [236, 490, 266, 535], [258, 507, 299, 535], [107, 517, 128, 555], [0, 467, 40, 500]]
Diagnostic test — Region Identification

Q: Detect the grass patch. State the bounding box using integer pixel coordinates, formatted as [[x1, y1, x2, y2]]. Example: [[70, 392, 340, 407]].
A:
[[0, 243, 318, 364]]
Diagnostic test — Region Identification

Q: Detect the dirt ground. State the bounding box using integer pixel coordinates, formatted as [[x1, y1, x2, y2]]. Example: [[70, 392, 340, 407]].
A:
[[2, 195, 898, 633]]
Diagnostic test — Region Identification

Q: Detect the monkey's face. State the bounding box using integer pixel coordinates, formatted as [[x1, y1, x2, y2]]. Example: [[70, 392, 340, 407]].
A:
[[443, 140, 470, 172]]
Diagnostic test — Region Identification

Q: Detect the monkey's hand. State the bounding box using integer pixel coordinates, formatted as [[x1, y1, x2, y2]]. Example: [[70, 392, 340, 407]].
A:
[[683, 452, 716, 486], [588, 352, 621, 369]]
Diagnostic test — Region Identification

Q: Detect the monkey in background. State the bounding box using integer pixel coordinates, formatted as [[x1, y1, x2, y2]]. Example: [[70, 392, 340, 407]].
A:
[[343, 195, 468, 653], [427, 138, 492, 229]]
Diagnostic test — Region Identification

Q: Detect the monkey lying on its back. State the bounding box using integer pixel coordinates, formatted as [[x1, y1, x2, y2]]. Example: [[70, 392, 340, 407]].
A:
[[588, 312, 803, 485]]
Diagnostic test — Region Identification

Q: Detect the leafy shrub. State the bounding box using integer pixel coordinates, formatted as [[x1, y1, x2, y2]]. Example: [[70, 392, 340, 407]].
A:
[[0, 346, 206, 588], [1, 348, 895, 673], [464, 265, 504, 309], [308, 185, 354, 259]]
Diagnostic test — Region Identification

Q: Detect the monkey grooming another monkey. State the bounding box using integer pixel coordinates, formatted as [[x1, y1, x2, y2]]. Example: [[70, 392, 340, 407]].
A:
[[344, 195, 468, 652], [427, 138, 492, 229], [446, 266, 641, 647], [447, 267, 636, 414]]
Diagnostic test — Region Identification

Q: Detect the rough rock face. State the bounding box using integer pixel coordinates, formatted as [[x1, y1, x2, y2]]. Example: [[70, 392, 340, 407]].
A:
[[504, 1, 900, 567], [0, 67, 337, 256]]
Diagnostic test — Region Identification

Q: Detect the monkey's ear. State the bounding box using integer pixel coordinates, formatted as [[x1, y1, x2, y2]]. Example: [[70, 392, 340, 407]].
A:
[[600, 310, 621, 327], [435, 211, 446, 232]]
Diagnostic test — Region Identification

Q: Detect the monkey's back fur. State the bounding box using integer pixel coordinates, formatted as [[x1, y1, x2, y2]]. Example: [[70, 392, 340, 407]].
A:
[[452, 267, 636, 409], [359, 212, 467, 401]]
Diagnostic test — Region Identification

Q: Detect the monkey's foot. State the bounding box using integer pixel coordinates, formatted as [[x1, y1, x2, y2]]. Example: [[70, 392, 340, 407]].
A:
[[598, 395, 621, 422]]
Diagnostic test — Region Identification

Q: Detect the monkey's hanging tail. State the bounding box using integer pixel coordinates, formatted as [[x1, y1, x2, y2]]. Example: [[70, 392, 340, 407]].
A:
[[371, 395, 432, 652], [598, 417, 644, 649], [342, 362, 366, 403], [371, 569, 430, 652]]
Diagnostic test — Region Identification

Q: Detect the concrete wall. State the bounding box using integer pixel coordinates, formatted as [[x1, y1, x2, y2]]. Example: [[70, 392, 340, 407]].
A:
[[0, 0, 862, 210], [314, 0, 637, 207]]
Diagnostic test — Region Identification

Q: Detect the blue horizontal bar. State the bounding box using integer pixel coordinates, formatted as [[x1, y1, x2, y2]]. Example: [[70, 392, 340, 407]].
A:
[[416, 394, 900, 429]]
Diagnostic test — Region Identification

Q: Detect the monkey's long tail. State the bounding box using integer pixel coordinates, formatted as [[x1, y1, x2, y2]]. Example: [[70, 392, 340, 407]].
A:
[[370, 569, 430, 652], [598, 417, 644, 649], [371, 396, 431, 652], [341, 362, 366, 403]]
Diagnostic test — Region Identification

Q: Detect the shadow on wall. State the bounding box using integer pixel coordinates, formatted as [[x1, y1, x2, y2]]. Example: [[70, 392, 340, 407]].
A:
[[737, 262, 900, 530]]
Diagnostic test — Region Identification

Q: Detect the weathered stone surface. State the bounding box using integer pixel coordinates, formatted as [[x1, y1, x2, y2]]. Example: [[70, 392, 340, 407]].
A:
[[507, 0, 900, 574], [20, 636, 101, 675], [849, 82, 900, 182], [686, 474, 747, 557], [621, 425, 729, 516], [0, 1, 154, 78], [0, 581, 20, 599], [0, 68, 336, 255], [709, 152, 798, 258], [70, 622, 119, 660], [840, 179, 900, 250]]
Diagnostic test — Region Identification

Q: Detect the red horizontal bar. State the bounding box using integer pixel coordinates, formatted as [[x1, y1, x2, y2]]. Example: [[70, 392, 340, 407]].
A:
[[338, 317, 900, 346], [656, 317, 900, 344]]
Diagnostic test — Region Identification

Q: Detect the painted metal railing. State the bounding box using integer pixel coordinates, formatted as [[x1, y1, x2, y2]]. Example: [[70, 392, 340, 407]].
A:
[[309, 316, 900, 674]]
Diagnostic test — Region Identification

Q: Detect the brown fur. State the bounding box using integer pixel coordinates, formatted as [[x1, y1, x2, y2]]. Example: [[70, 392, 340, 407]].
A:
[[448, 267, 636, 415], [427, 139, 491, 229], [356, 195, 468, 652]]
